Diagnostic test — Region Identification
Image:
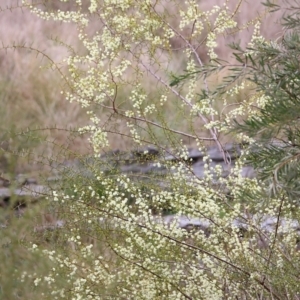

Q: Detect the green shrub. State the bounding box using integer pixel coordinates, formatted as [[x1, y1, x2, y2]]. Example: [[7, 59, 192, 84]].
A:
[[3, 0, 300, 299]]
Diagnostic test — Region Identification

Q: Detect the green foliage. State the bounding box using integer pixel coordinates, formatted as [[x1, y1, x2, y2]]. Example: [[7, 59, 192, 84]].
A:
[[231, 2, 300, 201], [173, 0, 300, 202]]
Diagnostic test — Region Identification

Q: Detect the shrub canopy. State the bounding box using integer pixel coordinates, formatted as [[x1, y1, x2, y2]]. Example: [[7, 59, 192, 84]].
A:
[[2, 0, 300, 299]]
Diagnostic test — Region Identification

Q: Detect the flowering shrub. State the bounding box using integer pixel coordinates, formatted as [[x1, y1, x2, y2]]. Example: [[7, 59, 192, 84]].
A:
[[8, 0, 300, 299]]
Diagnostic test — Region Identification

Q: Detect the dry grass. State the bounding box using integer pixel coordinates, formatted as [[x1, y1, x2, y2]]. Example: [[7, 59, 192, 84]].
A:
[[0, 0, 285, 173], [0, 1, 91, 172]]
